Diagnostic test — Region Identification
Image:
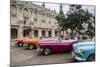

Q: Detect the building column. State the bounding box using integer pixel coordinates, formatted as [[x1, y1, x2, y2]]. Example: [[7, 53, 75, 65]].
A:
[[38, 29, 42, 37], [46, 30, 48, 37], [18, 26, 23, 38], [52, 29, 55, 37], [37, 12, 39, 26], [31, 30, 34, 38]]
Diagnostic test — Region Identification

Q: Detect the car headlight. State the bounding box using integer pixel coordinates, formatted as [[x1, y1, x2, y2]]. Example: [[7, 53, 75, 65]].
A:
[[76, 48, 83, 55], [78, 49, 83, 54], [73, 43, 76, 48]]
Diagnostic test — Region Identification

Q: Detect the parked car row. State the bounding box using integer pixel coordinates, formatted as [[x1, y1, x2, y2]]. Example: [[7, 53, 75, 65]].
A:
[[15, 37, 95, 62]]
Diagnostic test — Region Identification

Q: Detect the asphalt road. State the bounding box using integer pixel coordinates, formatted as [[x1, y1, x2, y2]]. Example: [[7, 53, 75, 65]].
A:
[[10, 42, 77, 67]]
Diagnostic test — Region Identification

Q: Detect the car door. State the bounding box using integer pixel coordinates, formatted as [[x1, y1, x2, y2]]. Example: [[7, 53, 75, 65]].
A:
[[60, 41, 68, 52], [60, 40, 72, 52], [51, 40, 63, 52]]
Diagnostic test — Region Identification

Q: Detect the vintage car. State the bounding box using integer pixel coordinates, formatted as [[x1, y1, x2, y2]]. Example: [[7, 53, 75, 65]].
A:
[[37, 39, 78, 55], [23, 38, 39, 49], [72, 41, 95, 61], [15, 37, 28, 47], [23, 37, 55, 50]]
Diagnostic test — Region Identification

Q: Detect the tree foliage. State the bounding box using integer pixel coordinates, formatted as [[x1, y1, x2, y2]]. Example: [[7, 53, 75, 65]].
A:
[[56, 4, 95, 37]]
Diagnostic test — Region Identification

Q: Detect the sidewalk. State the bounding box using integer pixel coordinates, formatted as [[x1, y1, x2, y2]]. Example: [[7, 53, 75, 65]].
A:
[[10, 39, 16, 46]]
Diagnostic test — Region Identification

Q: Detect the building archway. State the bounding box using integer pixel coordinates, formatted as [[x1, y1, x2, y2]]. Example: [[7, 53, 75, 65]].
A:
[[48, 31, 51, 37], [34, 30, 38, 37], [23, 8, 29, 17], [42, 30, 45, 37], [23, 29, 30, 37], [11, 28, 18, 39], [55, 31, 58, 37]]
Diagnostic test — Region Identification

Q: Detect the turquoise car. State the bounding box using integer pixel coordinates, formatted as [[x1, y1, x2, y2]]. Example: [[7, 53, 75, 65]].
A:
[[72, 41, 95, 61]]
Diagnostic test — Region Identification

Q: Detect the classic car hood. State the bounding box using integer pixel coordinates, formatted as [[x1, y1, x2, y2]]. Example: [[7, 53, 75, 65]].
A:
[[23, 38, 39, 42], [76, 41, 95, 46], [73, 41, 95, 50], [78, 45, 95, 50]]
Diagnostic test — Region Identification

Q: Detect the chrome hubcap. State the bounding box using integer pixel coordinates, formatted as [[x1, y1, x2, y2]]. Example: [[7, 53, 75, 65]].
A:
[[44, 48, 50, 55], [19, 43, 23, 47], [29, 45, 33, 49]]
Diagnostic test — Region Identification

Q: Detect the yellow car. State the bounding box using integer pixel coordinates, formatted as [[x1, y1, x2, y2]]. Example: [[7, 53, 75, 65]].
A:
[[23, 38, 39, 49]]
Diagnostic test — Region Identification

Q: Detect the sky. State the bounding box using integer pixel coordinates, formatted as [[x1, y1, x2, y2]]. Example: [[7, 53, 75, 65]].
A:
[[32, 2, 95, 15]]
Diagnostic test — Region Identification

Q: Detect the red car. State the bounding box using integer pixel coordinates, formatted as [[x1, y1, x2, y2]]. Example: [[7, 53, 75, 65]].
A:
[[37, 39, 78, 55]]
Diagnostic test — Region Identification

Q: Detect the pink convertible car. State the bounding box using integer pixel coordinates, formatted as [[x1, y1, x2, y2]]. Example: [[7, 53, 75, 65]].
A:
[[37, 39, 78, 55]]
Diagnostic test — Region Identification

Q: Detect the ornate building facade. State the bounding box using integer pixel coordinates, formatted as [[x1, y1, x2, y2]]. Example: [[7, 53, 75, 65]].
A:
[[10, 0, 59, 39]]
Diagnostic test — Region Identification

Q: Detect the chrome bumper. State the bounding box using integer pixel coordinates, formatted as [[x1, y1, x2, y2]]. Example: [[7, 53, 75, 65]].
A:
[[72, 52, 86, 61]]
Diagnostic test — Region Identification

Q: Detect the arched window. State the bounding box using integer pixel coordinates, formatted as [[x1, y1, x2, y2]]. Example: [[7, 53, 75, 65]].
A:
[[11, 4, 17, 16], [23, 8, 28, 17], [34, 8, 38, 14], [24, 8, 28, 13], [19, 6, 23, 14], [30, 8, 33, 14]]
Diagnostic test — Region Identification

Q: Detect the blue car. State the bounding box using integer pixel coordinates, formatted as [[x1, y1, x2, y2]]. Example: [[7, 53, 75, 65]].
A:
[[72, 41, 95, 61]]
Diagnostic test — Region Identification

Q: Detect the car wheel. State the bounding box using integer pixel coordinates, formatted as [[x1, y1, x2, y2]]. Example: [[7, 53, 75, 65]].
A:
[[28, 44, 34, 50], [18, 42, 23, 47], [43, 48, 51, 55], [87, 54, 95, 61]]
